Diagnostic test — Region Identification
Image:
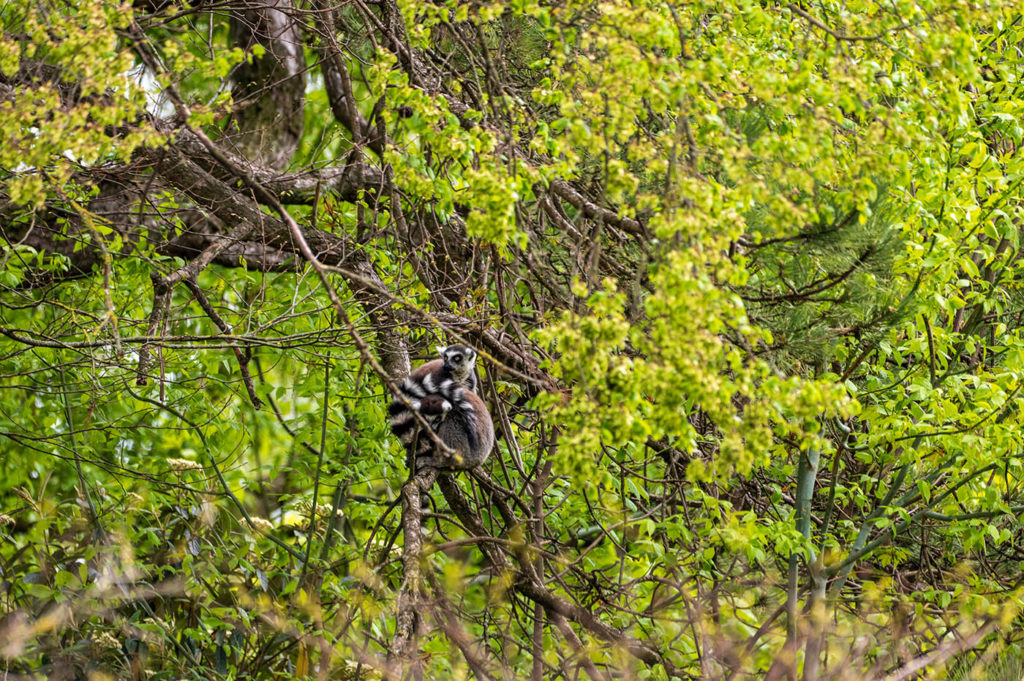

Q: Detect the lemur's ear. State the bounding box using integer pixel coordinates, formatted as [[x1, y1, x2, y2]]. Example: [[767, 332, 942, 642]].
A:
[[436, 345, 447, 358]]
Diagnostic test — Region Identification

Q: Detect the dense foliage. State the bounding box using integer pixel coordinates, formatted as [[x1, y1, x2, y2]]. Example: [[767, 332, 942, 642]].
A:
[[3, 1, 1024, 679]]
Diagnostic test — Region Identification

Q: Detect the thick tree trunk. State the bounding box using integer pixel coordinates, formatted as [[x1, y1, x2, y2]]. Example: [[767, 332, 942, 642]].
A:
[[227, 0, 306, 170]]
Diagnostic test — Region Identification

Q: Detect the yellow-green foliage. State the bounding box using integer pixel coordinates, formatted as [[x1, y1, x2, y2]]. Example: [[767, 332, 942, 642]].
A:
[[0, 1, 154, 206]]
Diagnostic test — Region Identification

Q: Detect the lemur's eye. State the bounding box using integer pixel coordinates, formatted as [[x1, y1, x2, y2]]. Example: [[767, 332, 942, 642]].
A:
[[452, 354, 463, 363]]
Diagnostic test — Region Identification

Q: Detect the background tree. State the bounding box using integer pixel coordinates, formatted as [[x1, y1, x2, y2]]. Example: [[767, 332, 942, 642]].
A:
[[2, 1, 1024, 680]]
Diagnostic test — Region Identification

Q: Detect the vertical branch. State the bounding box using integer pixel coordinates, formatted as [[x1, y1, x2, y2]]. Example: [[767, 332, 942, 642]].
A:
[[795, 447, 822, 681], [803, 555, 828, 681], [136, 272, 172, 385], [770, 446, 822, 681], [57, 361, 104, 538], [530, 461, 551, 681], [389, 468, 438, 675], [531, 601, 544, 681], [298, 360, 331, 586]]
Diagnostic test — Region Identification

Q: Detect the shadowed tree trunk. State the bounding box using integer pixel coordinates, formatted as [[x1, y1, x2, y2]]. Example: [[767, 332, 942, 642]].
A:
[[227, 0, 305, 170]]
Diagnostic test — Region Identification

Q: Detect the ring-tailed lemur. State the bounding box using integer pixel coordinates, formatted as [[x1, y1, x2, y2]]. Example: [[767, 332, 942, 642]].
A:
[[388, 345, 494, 470]]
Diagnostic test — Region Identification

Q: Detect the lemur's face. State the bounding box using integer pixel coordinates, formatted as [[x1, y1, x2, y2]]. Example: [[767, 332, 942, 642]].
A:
[[439, 345, 476, 375]]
